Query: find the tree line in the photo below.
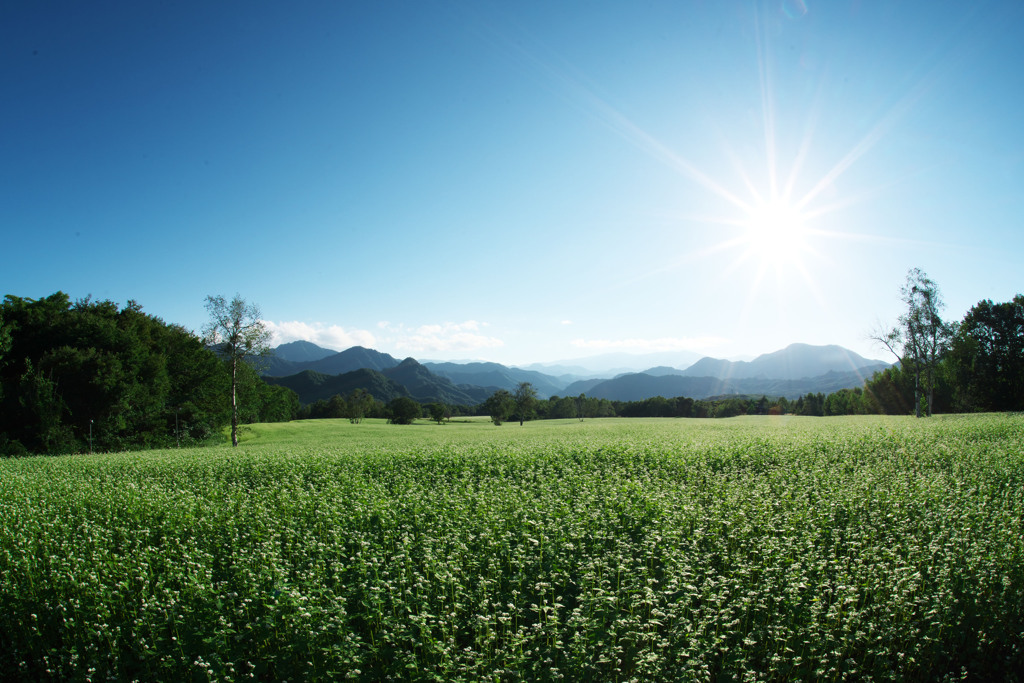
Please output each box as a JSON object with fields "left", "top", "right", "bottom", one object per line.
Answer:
{"left": 0, "top": 293, "right": 298, "bottom": 456}
{"left": 863, "top": 270, "right": 1023, "bottom": 416}
{"left": 2, "top": 273, "right": 1018, "bottom": 454}
{"left": 572, "top": 272, "right": 1023, "bottom": 420}
{"left": 281, "top": 271, "right": 1024, "bottom": 426}
{"left": 467, "top": 270, "right": 1022, "bottom": 422}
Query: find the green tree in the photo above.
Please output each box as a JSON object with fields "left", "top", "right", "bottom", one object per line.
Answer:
{"left": 0, "top": 309, "right": 10, "bottom": 370}
{"left": 203, "top": 295, "right": 271, "bottom": 446}
{"left": 754, "top": 395, "right": 770, "bottom": 415}
{"left": 326, "top": 394, "right": 347, "bottom": 419}
{"left": 949, "top": 295, "right": 1024, "bottom": 411}
{"left": 873, "top": 269, "right": 949, "bottom": 417}
{"left": 387, "top": 396, "right": 421, "bottom": 425}
{"left": 863, "top": 365, "right": 913, "bottom": 415}
{"left": 257, "top": 384, "right": 300, "bottom": 423}
{"left": 301, "top": 399, "right": 329, "bottom": 420}
{"left": 0, "top": 310, "right": 8, "bottom": 422}
{"left": 162, "top": 322, "right": 232, "bottom": 445}
{"left": 795, "top": 392, "right": 825, "bottom": 416}
{"left": 427, "top": 403, "right": 447, "bottom": 424}
{"left": 345, "top": 388, "right": 374, "bottom": 423}
{"left": 16, "top": 358, "right": 76, "bottom": 453}
{"left": 0, "top": 293, "right": 231, "bottom": 453}
{"left": 513, "top": 381, "right": 538, "bottom": 426}
{"left": 824, "top": 387, "right": 867, "bottom": 416}
{"left": 713, "top": 397, "right": 747, "bottom": 418}
{"left": 673, "top": 396, "right": 695, "bottom": 417}
{"left": 543, "top": 395, "right": 578, "bottom": 420}
{"left": 483, "top": 389, "right": 515, "bottom": 426}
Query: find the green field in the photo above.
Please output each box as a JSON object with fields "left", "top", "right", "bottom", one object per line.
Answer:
{"left": 2, "top": 415, "right": 1022, "bottom": 681}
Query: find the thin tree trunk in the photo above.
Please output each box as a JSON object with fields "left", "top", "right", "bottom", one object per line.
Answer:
{"left": 927, "top": 364, "right": 935, "bottom": 417}
{"left": 231, "top": 356, "right": 239, "bottom": 447}
{"left": 914, "top": 364, "right": 921, "bottom": 418}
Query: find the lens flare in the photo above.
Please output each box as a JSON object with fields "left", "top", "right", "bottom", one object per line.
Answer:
{"left": 782, "top": 0, "right": 808, "bottom": 20}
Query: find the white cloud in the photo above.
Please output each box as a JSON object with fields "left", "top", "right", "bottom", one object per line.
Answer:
{"left": 381, "top": 320, "right": 504, "bottom": 356}
{"left": 570, "top": 336, "right": 729, "bottom": 353}
{"left": 264, "top": 320, "right": 376, "bottom": 350}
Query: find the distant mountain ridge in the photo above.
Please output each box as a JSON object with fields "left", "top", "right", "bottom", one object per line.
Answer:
{"left": 263, "top": 356, "right": 489, "bottom": 407}
{"left": 264, "top": 344, "right": 400, "bottom": 378}
{"left": 422, "top": 361, "right": 565, "bottom": 398}
{"left": 564, "top": 367, "right": 887, "bottom": 402}
{"left": 272, "top": 340, "right": 337, "bottom": 363}
{"left": 564, "top": 344, "right": 889, "bottom": 401}
{"left": 517, "top": 349, "right": 704, "bottom": 378}
{"left": 384, "top": 358, "right": 488, "bottom": 405}
{"left": 261, "top": 341, "right": 889, "bottom": 406}
{"left": 677, "top": 344, "right": 884, "bottom": 381}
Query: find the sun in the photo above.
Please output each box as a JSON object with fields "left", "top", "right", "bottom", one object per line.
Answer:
{"left": 741, "top": 196, "right": 811, "bottom": 268}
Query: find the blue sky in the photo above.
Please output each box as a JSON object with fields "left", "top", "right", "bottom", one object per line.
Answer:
{"left": 4, "top": 1, "right": 1022, "bottom": 367}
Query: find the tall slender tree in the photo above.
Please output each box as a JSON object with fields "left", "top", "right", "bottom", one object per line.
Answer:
{"left": 872, "top": 268, "right": 948, "bottom": 416}
{"left": 203, "top": 294, "right": 271, "bottom": 446}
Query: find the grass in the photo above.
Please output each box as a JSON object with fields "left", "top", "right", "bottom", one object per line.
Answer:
{"left": 2, "top": 414, "right": 1022, "bottom": 681}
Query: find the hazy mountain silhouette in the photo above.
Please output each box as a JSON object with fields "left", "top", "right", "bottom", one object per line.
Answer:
{"left": 266, "top": 357, "right": 489, "bottom": 406}
{"left": 423, "top": 361, "right": 565, "bottom": 397}
{"left": 272, "top": 340, "right": 337, "bottom": 363}
{"left": 679, "top": 344, "right": 886, "bottom": 381}
{"left": 264, "top": 345, "right": 400, "bottom": 378}
{"left": 262, "top": 341, "right": 888, "bottom": 406}
{"left": 564, "top": 366, "right": 887, "bottom": 402}
{"left": 518, "top": 349, "right": 704, "bottom": 377}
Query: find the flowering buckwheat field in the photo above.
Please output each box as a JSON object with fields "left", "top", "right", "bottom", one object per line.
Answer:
{"left": 1, "top": 415, "right": 1022, "bottom": 681}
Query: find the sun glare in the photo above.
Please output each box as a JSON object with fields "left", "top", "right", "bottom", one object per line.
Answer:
{"left": 742, "top": 197, "right": 810, "bottom": 267}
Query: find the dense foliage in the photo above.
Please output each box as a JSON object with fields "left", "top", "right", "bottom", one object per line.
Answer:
{"left": 298, "top": 388, "right": 385, "bottom": 422}
{"left": 385, "top": 396, "right": 422, "bottom": 425}
{"left": 1, "top": 415, "right": 1022, "bottom": 681}
{"left": 0, "top": 293, "right": 298, "bottom": 455}
{"left": 948, "top": 295, "right": 1024, "bottom": 412}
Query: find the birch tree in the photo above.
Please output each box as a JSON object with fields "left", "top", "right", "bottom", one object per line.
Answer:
{"left": 204, "top": 294, "right": 271, "bottom": 446}
{"left": 872, "top": 269, "right": 948, "bottom": 416}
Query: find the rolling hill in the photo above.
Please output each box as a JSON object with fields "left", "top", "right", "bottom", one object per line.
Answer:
{"left": 264, "top": 369, "right": 410, "bottom": 405}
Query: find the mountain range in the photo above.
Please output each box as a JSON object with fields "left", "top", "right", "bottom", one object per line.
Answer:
{"left": 264, "top": 343, "right": 398, "bottom": 377}
{"left": 261, "top": 342, "right": 888, "bottom": 407}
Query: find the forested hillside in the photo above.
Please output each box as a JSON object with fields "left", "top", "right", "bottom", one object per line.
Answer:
{"left": 265, "top": 368, "right": 409, "bottom": 405}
